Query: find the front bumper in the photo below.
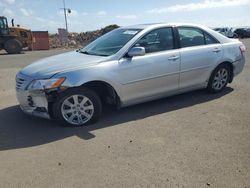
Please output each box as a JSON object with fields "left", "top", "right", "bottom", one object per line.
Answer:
{"left": 16, "top": 71, "right": 51, "bottom": 119}
{"left": 16, "top": 89, "right": 50, "bottom": 119}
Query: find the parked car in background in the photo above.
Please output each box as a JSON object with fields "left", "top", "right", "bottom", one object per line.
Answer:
{"left": 16, "top": 23, "right": 246, "bottom": 126}
{"left": 234, "top": 28, "right": 250, "bottom": 38}
{"left": 234, "top": 28, "right": 246, "bottom": 38}
{"left": 213, "top": 27, "right": 237, "bottom": 38}
{"left": 246, "top": 28, "right": 250, "bottom": 37}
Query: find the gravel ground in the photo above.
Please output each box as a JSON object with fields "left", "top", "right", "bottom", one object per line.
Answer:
{"left": 0, "top": 40, "right": 249, "bottom": 188}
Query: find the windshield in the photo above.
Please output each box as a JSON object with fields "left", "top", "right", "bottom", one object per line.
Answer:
{"left": 80, "top": 28, "right": 142, "bottom": 56}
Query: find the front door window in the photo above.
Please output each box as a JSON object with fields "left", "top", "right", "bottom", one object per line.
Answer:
{"left": 135, "top": 27, "right": 174, "bottom": 53}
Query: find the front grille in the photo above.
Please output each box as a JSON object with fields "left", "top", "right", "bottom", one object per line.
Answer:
{"left": 16, "top": 72, "right": 33, "bottom": 91}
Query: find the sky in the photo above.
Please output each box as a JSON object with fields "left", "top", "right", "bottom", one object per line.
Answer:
{"left": 0, "top": 0, "right": 250, "bottom": 33}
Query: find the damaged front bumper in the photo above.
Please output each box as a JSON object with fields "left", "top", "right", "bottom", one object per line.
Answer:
{"left": 16, "top": 89, "right": 51, "bottom": 119}
{"left": 16, "top": 72, "right": 51, "bottom": 119}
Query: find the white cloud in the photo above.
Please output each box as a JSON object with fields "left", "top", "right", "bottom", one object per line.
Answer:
{"left": 20, "top": 8, "right": 33, "bottom": 16}
{"left": 57, "top": 10, "right": 64, "bottom": 16}
{"left": 3, "top": 8, "right": 14, "bottom": 17}
{"left": 97, "top": 11, "right": 107, "bottom": 16}
{"left": 35, "top": 17, "right": 45, "bottom": 23}
{"left": 116, "top": 15, "right": 137, "bottom": 19}
{"left": 148, "top": 0, "right": 250, "bottom": 13}
{"left": 3, "top": 0, "right": 15, "bottom": 5}
{"left": 81, "top": 12, "right": 88, "bottom": 16}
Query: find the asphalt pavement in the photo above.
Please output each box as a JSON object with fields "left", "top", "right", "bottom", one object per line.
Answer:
{"left": 0, "top": 41, "right": 249, "bottom": 188}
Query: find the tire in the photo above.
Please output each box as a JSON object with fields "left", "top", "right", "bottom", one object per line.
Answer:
{"left": 4, "top": 39, "right": 22, "bottom": 54}
{"left": 53, "top": 88, "right": 102, "bottom": 126}
{"left": 207, "top": 64, "right": 231, "bottom": 93}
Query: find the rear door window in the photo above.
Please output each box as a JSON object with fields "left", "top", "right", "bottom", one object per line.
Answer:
{"left": 178, "top": 27, "right": 219, "bottom": 47}
{"left": 178, "top": 27, "right": 205, "bottom": 48}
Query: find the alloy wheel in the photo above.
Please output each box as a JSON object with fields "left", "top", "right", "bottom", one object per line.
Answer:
{"left": 212, "top": 68, "right": 228, "bottom": 90}
{"left": 61, "top": 95, "right": 94, "bottom": 125}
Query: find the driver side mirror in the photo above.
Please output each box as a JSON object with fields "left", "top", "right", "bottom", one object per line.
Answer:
{"left": 127, "top": 47, "right": 146, "bottom": 57}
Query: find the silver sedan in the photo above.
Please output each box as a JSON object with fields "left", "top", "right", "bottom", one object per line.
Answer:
{"left": 16, "top": 23, "right": 246, "bottom": 126}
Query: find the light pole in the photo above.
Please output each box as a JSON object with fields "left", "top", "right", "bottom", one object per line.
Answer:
{"left": 61, "top": 0, "right": 71, "bottom": 33}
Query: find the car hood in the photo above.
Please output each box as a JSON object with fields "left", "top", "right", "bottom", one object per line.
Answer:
{"left": 21, "top": 51, "right": 108, "bottom": 79}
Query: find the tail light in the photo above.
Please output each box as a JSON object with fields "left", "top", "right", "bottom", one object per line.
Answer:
{"left": 239, "top": 44, "right": 246, "bottom": 54}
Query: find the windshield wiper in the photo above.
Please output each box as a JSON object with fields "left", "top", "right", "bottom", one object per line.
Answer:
{"left": 79, "top": 50, "right": 109, "bottom": 57}
{"left": 79, "top": 50, "right": 91, "bottom": 55}
{"left": 91, "top": 53, "right": 109, "bottom": 57}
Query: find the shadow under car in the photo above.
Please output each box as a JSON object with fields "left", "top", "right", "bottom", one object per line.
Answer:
{"left": 0, "top": 87, "right": 233, "bottom": 151}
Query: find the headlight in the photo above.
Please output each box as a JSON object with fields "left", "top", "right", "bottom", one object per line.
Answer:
{"left": 27, "top": 77, "right": 65, "bottom": 90}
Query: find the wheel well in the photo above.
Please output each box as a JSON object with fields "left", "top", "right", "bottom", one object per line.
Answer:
{"left": 216, "top": 62, "right": 234, "bottom": 83}
{"left": 81, "top": 81, "right": 120, "bottom": 107}
{"left": 47, "top": 81, "right": 120, "bottom": 119}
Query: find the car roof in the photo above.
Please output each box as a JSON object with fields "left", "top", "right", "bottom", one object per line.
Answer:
{"left": 122, "top": 23, "right": 208, "bottom": 30}
{"left": 121, "top": 22, "right": 232, "bottom": 44}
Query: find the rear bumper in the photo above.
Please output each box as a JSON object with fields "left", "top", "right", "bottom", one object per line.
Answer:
{"left": 233, "top": 56, "right": 245, "bottom": 77}
{"left": 16, "top": 89, "right": 50, "bottom": 119}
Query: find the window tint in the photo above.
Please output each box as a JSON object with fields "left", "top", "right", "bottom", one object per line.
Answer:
{"left": 178, "top": 27, "right": 205, "bottom": 47}
{"left": 135, "top": 28, "right": 174, "bottom": 53}
{"left": 204, "top": 33, "right": 218, "bottom": 45}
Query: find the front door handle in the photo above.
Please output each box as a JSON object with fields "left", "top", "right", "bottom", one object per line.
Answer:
{"left": 213, "top": 48, "right": 221, "bottom": 53}
{"left": 168, "top": 55, "right": 180, "bottom": 61}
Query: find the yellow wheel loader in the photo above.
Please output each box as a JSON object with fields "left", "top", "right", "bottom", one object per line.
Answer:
{"left": 0, "top": 16, "right": 32, "bottom": 54}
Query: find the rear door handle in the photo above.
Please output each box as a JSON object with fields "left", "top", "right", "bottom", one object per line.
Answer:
{"left": 213, "top": 48, "right": 221, "bottom": 53}
{"left": 168, "top": 55, "right": 180, "bottom": 61}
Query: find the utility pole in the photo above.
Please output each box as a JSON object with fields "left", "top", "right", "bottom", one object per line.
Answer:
{"left": 62, "top": 0, "right": 69, "bottom": 33}
{"left": 60, "top": 0, "right": 71, "bottom": 45}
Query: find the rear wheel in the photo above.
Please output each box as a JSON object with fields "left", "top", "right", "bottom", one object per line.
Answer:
{"left": 4, "top": 39, "right": 22, "bottom": 54}
{"left": 53, "top": 88, "right": 102, "bottom": 126}
{"left": 207, "top": 64, "right": 230, "bottom": 93}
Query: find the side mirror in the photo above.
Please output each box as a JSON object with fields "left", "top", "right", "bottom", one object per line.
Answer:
{"left": 127, "top": 47, "right": 146, "bottom": 57}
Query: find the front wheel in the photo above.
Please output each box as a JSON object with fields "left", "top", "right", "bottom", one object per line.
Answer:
{"left": 53, "top": 88, "right": 102, "bottom": 126}
{"left": 207, "top": 64, "right": 230, "bottom": 93}
{"left": 4, "top": 39, "right": 22, "bottom": 54}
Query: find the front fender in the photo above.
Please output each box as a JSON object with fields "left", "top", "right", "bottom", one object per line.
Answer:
{"left": 53, "top": 64, "right": 123, "bottom": 99}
